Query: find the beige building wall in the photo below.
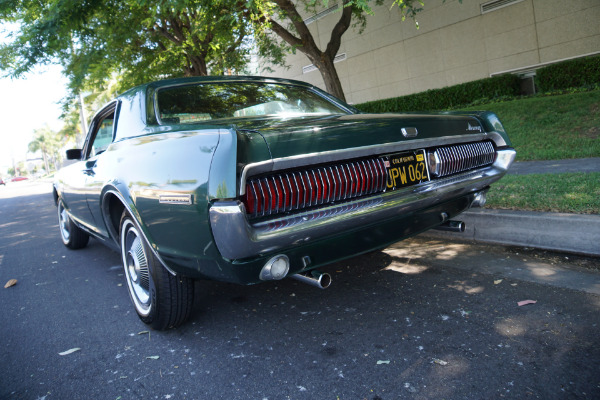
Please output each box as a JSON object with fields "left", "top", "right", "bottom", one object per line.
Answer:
{"left": 262, "top": 0, "right": 600, "bottom": 104}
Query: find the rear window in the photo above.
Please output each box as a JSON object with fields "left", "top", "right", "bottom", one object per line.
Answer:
{"left": 156, "top": 82, "right": 347, "bottom": 124}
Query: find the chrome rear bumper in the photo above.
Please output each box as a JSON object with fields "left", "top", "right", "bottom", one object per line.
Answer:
{"left": 209, "top": 149, "right": 516, "bottom": 260}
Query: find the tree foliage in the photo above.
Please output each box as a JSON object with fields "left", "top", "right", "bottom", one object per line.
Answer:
{"left": 0, "top": 0, "right": 259, "bottom": 96}
{"left": 1, "top": 0, "right": 434, "bottom": 107}
{"left": 28, "top": 125, "right": 64, "bottom": 173}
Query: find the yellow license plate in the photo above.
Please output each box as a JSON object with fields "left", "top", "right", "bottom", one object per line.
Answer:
{"left": 383, "top": 149, "right": 430, "bottom": 190}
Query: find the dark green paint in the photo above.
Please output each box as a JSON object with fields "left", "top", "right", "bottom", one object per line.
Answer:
{"left": 55, "top": 76, "right": 511, "bottom": 283}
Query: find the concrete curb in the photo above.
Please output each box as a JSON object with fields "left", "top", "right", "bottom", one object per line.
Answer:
{"left": 422, "top": 208, "right": 600, "bottom": 257}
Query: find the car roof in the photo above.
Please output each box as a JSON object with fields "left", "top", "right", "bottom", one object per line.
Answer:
{"left": 119, "top": 76, "right": 315, "bottom": 98}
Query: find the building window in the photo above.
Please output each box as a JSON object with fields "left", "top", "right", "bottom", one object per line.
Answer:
{"left": 481, "top": 0, "right": 524, "bottom": 14}
{"left": 304, "top": 3, "right": 340, "bottom": 25}
{"left": 302, "top": 53, "right": 347, "bottom": 74}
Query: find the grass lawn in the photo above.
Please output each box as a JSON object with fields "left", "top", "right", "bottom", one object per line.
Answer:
{"left": 460, "top": 89, "right": 600, "bottom": 161}
{"left": 457, "top": 90, "right": 600, "bottom": 214}
{"left": 486, "top": 172, "right": 600, "bottom": 214}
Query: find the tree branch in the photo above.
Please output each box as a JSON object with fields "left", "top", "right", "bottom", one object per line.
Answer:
{"left": 168, "top": 17, "right": 186, "bottom": 44}
{"left": 224, "top": 25, "right": 247, "bottom": 56}
{"left": 152, "top": 19, "right": 183, "bottom": 45}
{"left": 325, "top": 2, "right": 353, "bottom": 59}
{"left": 272, "top": 0, "right": 320, "bottom": 53}
{"left": 265, "top": 18, "right": 303, "bottom": 49}
{"left": 181, "top": 10, "right": 191, "bottom": 30}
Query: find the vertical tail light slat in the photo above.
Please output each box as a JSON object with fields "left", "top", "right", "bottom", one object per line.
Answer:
{"left": 327, "top": 167, "right": 335, "bottom": 203}
{"left": 360, "top": 162, "right": 367, "bottom": 194}
{"left": 365, "top": 160, "right": 375, "bottom": 194}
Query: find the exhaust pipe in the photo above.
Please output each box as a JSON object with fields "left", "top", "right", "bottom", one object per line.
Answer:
{"left": 471, "top": 190, "right": 487, "bottom": 208}
{"left": 433, "top": 220, "right": 465, "bottom": 233}
{"left": 292, "top": 270, "right": 332, "bottom": 289}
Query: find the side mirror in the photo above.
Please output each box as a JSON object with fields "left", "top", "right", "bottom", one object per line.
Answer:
{"left": 66, "top": 149, "right": 82, "bottom": 160}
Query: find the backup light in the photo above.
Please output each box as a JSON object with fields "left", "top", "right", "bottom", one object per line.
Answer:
{"left": 259, "top": 255, "right": 290, "bottom": 281}
{"left": 427, "top": 150, "right": 440, "bottom": 177}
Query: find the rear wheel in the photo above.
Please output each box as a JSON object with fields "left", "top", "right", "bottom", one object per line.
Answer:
{"left": 57, "top": 199, "right": 89, "bottom": 249}
{"left": 120, "top": 212, "right": 194, "bottom": 330}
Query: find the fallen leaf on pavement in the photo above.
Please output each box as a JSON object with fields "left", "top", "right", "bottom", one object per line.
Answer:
{"left": 376, "top": 360, "right": 390, "bottom": 365}
{"left": 432, "top": 358, "right": 449, "bottom": 365}
{"left": 4, "top": 279, "right": 17, "bottom": 288}
{"left": 59, "top": 348, "right": 81, "bottom": 356}
{"left": 517, "top": 300, "right": 537, "bottom": 307}
{"left": 494, "top": 279, "right": 503, "bottom": 285}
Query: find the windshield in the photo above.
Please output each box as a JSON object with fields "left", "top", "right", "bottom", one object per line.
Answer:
{"left": 156, "top": 82, "right": 348, "bottom": 124}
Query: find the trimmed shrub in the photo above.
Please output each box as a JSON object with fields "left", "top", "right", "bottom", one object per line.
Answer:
{"left": 356, "top": 74, "right": 521, "bottom": 113}
{"left": 536, "top": 55, "right": 600, "bottom": 92}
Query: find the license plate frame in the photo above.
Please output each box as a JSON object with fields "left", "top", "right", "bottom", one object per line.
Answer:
{"left": 383, "top": 149, "right": 430, "bottom": 191}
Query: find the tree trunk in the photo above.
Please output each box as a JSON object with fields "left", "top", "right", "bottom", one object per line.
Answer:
{"left": 186, "top": 54, "right": 208, "bottom": 76}
{"left": 41, "top": 149, "right": 50, "bottom": 173}
{"left": 264, "top": 0, "right": 353, "bottom": 102}
{"left": 314, "top": 56, "right": 346, "bottom": 101}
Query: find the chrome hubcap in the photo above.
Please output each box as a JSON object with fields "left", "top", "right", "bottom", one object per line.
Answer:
{"left": 121, "top": 221, "right": 151, "bottom": 315}
{"left": 58, "top": 203, "right": 70, "bottom": 242}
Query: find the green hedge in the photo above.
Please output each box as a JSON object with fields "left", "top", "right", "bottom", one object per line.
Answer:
{"left": 356, "top": 74, "right": 521, "bottom": 113}
{"left": 536, "top": 55, "right": 600, "bottom": 92}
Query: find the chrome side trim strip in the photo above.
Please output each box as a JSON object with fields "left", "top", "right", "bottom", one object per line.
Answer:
{"left": 211, "top": 149, "right": 515, "bottom": 260}
{"left": 239, "top": 132, "right": 507, "bottom": 195}
{"left": 159, "top": 194, "right": 194, "bottom": 205}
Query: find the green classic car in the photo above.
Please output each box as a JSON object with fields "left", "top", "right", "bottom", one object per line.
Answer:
{"left": 53, "top": 76, "right": 515, "bottom": 330}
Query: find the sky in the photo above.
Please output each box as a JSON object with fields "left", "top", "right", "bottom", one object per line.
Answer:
{"left": 0, "top": 22, "right": 70, "bottom": 175}
{"left": 0, "top": 64, "right": 68, "bottom": 174}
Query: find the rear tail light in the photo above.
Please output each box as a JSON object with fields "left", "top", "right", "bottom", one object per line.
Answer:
{"left": 427, "top": 141, "right": 495, "bottom": 177}
{"left": 242, "top": 141, "right": 496, "bottom": 218}
{"left": 243, "top": 158, "right": 387, "bottom": 218}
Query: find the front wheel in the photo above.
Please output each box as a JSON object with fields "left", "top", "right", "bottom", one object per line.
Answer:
{"left": 57, "top": 199, "right": 89, "bottom": 249}
{"left": 120, "top": 212, "right": 194, "bottom": 330}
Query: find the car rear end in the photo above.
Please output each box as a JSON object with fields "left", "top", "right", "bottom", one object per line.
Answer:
{"left": 207, "top": 111, "right": 515, "bottom": 284}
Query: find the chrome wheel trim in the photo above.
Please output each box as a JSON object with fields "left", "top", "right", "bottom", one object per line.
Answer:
{"left": 121, "top": 219, "right": 151, "bottom": 316}
{"left": 58, "top": 201, "right": 71, "bottom": 243}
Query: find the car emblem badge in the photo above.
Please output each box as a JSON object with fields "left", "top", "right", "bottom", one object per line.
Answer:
{"left": 401, "top": 127, "right": 418, "bottom": 138}
{"left": 467, "top": 122, "right": 483, "bottom": 132}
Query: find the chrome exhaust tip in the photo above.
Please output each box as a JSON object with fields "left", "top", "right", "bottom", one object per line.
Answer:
{"left": 471, "top": 191, "right": 488, "bottom": 208}
{"left": 292, "top": 270, "right": 332, "bottom": 289}
{"left": 433, "top": 220, "right": 466, "bottom": 233}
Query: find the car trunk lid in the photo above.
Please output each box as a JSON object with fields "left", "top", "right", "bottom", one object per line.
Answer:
{"left": 233, "top": 113, "right": 486, "bottom": 160}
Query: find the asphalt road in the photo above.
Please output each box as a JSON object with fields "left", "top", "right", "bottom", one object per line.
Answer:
{"left": 1, "top": 182, "right": 599, "bottom": 400}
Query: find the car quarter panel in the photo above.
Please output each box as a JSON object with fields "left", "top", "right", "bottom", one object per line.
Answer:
{"left": 90, "top": 128, "right": 232, "bottom": 276}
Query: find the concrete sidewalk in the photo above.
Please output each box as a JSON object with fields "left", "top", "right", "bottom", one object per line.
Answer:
{"left": 423, "top": 208, "right": 600, "bottom": 257}
{"left": 507, "top": 157, "right": 600, "bottom": 175}
{"left": 423, "top": 158, "right": 600, "bottom": 257}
